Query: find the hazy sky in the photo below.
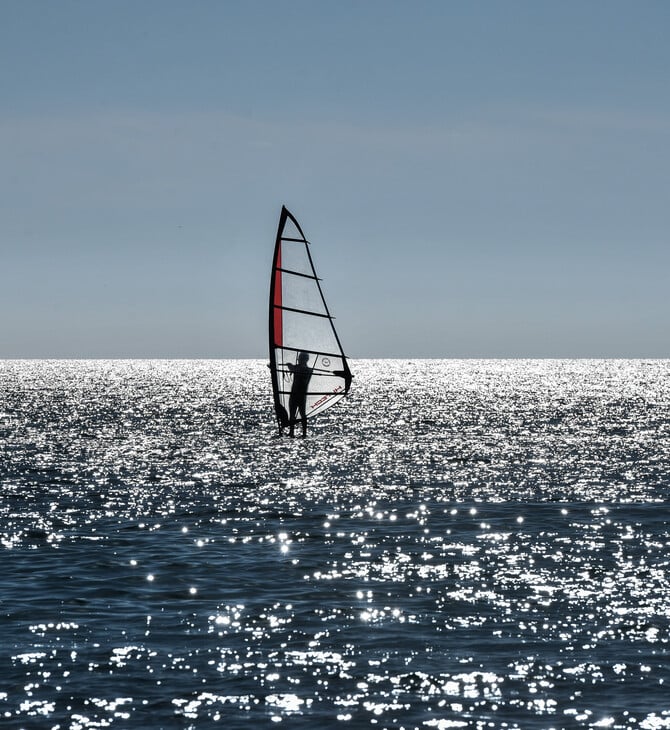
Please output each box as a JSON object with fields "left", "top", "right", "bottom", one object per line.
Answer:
{"left": 1, "top": 1, "right": 668, "bottom": 357}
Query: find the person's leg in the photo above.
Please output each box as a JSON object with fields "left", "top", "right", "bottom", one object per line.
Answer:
{"left": 288, "top": 399, "right": 297, "bottom": 437}
{"left": 299, "top": 401, "right": 307, "bottom": 437}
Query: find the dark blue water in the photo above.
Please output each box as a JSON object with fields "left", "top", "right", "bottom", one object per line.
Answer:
{"left": 1, "top": 360, "right": 669, "bottom": 728}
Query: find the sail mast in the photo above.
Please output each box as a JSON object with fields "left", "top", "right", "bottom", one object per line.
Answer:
{"left": 268, "top": 206, "right": 290, "bottom": 431}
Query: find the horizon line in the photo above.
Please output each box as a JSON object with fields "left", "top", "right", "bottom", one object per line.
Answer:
{"left": 1, "top": 355, "right": 668, "bottom": 362}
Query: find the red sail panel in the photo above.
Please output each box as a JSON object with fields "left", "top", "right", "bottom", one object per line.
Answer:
{"left": 273, "top": 244, "right": 283, "bottom": 347}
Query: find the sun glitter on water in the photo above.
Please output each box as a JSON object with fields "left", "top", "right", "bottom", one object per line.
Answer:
{"left": 1, "top": 359, "right": 669, "bottom": 728}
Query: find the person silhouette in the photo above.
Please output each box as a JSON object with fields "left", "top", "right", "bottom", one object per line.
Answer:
{"left": 286, "top": 351, "right": 313, "bottom": 437}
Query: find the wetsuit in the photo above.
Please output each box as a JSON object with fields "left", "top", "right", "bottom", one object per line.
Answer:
{"left": 287, "top": 361, "right": 312, "bottom": 437}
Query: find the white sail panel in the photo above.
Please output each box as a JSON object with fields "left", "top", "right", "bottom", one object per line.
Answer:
{"left": 281, "top": 274, "right": 328, "bottom": 317}
{"left": 282, "top": 310, "right": 338, "bottom": 354}
{"left": 279, "top": 239, "right": 314, "bottom": 278}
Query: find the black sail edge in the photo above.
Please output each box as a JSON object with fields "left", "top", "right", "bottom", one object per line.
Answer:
{"left": 268, "top": 206, "right": 289, "bottom": 430}
{"left": 302, "top": 228, "right": 353, "bottom": 396}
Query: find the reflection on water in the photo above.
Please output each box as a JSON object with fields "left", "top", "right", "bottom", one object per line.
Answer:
{"left": 1, "top": 359, "right": 669, "bottom": 728}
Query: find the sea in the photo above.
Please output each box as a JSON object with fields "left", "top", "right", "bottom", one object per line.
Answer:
{"left": 1, "top": 359, "right": 669, "bottom": 730}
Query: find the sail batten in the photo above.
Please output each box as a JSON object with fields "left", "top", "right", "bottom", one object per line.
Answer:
{"left": 274, "top": 304, "right": 333, "bottom": 319}
{"left": 276, "top": 267, "right": 322, "bottom": 281}
{"left": 281, "top": 236, "right": 311, "bottom": 244}
{"left": 268, "top": 206, "right": 352, "bottom": 431}
{"left": 274, "top": 345, "right": 344, "bottom": 359}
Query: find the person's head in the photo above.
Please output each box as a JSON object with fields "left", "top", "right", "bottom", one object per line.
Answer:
{"left": 298, "top": 351, "right": 310, "bottom": 364}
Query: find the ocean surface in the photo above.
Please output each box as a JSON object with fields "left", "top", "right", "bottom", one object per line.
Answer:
{"left": 1, "top": 359, "right": 669, "bottom": 730}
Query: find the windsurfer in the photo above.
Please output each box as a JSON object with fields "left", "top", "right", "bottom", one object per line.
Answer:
{"left": 287, "top": 351, "right": 313, "bottom": 437}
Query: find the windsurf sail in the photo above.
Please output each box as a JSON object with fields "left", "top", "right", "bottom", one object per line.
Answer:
{"left": 269, "top": 206, "right": 352, "bottom": 431}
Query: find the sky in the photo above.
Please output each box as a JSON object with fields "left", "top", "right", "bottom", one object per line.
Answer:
{"left": 1, "top": 0, "right": 668, "bottom": 358}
